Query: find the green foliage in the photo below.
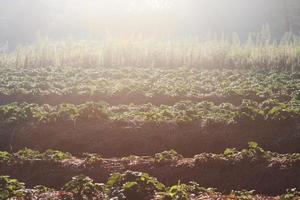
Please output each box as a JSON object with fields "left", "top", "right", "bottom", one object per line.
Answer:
{"left": 248, "top": 141, "right": 258, "bottom": 149}
{"left": 76, "top": 102, "right": 109, "bottom": 122}
{"left": 0, "top": 37, "right": 299, "bottom": 200}
{"left": 43, "top": 149, "right": 72, "bottom": 162}
{"left": 154, "top": 150, "right": 183, "bottom": 165}
{"left": 223, "top": 142, "right": 271, "bottom": 163}
{"left": 63, "top": 174, "right": 103, "bottom": 199}
{"left": 194, "top": 142, "right": 300, "bottom": 167}
{"left": 223, "top": 142, "right": 266, "bottom": 159}
{"left": 280, "top": 188, "right": 300, "bottom": 200}
{"left": 235, "top": 100, "right": 264, "bottom": 122}
{"left": 230, "top": 190, "right": 255, "bottom": 200}
{"left": 0, "top": 69, "right": 299, "bottom": 112}
{"left": 0, "top": 176, "right": 25, "bottom": 199}
{"left": 157, "top": 181, "right": 218, "bottom": 200}
{"left": 83, "top": 153, "right": 103, "bottom": 166}
{"left": 106, "top": 171, "right": 165, "bottom": 200}
{"left": 0, "top": 170, "right": 299, "bottom": 199}
{"left": 246, "top": 141, "right": 266, "bottom": 158}
{"left": 163, "top": 182, "right": 190, "bottom": 200}
{"left": 224, "top": 147, "right": 238, "bottom": 157}
{"left": 121, "top": 155, "right": 143, "bottom": 163}
{"left": 0, "top": 151, "right": 12, "bottom": 164}
{"left": 15, "top": 148, "right": 42, "bottom": 160}
{"left": 15, "top": 148, "right": 72, "bottom": 162}
{"left": 33, "top": 185, "right": 54, "bottom": 194}
{"left": 0, "top": 81, "right": 299, "bottom": 128}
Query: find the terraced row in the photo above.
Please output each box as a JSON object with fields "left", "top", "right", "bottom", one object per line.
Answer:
{"left": 0, "top": 100, "right": 299, "bottom": 155}
{"left": 1, "top": 143, "right": 300, "bottom": 196}
{"left": 0, "top": 67, "right": 299, "bottom": 105}
{"left": 3, "top": 174, "right": 299, "bottom": 200}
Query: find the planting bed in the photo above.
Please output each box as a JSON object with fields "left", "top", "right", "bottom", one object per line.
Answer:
{"left": 0, "top": 144, "right": 300, "bottom": 198}
{"left": 0, "top": 99, "right": 299, "bottom": 156}
{"left": 0, "top": 67, "right": 299, "bottom": 199}
{"left": 0, "top": 67, "right": 298, "bottom": 106}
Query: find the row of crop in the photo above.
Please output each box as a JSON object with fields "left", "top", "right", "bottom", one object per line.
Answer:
{"left": 0, "top": 68, "right": 299, "bottom": 105}
{"left": 1, "top": 143, "right": 300, "bottom": 199}
{"left": 3, "top": 173, "right": 300, "bottom": 200}
{"left": 0, "top": 100, "right": 298, "bottom": 126}
{"left": 0, "top": 100, "right": 298, "bottom": 155}
{"left": 1, "top": 142, "right": 300, "bottom": 168}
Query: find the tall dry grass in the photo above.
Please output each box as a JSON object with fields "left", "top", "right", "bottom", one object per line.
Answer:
{"left": 0, "top": 32, "right": 300, "bottom": 71}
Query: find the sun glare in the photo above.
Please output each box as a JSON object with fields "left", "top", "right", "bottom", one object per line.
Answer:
{"left": 55, "top": 0, "right": 181, "bottom": 35}
{"left": 67, "top": 0, "right": 172, "bottom": 15}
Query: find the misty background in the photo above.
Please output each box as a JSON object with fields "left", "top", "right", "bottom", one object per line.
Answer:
{"left": 0, "top": 0, "right": 300, "bottom": 49}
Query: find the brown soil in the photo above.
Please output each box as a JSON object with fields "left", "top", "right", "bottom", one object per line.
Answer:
{"left": 1, "top": 155, "right": 299, "bottom": 196}
{"left": 4, "top": 119, "right": 299, "bottom": 157}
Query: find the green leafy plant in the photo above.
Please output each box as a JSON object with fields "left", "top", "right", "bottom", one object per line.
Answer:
{"left": 230, "top": 190, "right": 255, "bottom": 200}
{"left": 224, "top": 148, "right": 238, "bottom": 157}
{"left": 43, "top": 149, "right": 72, "bottom": 162}
{"left": 163, "top": 182, "right": 190, "bottom": 200}
{"left": 0, "top": 151, "right": 12, "bottom": 164}
{"left": 246, "top": 141, "right": 266, "bottom": 159}
{"left": 280, "top": 188, "right": 300, "bottom": 200}
{"left": 0, "top": 176, "right": 25, "bottom": 199}
{"left": 76, "top": 102, "right": 109, "bottom": 122}
{"left": 33, "top": 185, "right": 54, "bottom": 194}
{"left": 83, "top": 153, "right": 103, "bottom": 166}
{"left": 106, "top": 171, "right": 165, "bottom": 200}
{"left": 63, "top": 174, "right": 103, "bottom": 200}
{"left": 154, "top": 150, "right": 183, "bottom": 165}
{"left": 15, "top": 148, "right": 42, "bottom": 161}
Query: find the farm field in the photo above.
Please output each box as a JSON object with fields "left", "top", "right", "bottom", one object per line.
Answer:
{"left": 2, "top": 0, "right": 300, "bottom": 199}
{"left": 0, "top": 38, "right": 300, "bottom": 199}
{"left": 0, "top": 67, "right": 299, "bottom": 156}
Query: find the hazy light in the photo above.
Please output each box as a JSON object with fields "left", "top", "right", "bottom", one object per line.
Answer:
{"left": 53, "top": 0, "right": 185, "bottom": 36}
{"left": 1, "top": 0, "right": 297, "bottom": 47}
